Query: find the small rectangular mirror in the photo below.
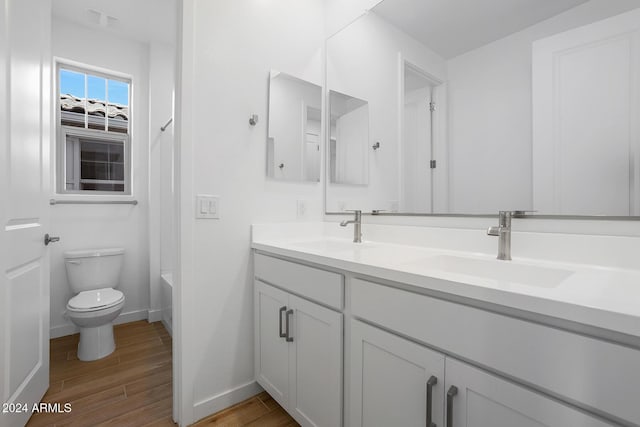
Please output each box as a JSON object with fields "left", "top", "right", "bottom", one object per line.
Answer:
{"left": 267, "top": 70, "right": 322, "bottom": 182}
{"left": 329, "top": 90, "right": 369, "bottom": 185}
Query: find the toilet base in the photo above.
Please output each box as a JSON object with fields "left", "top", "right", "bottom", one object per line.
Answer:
{"left": 77, "top": 322, "right": 116, "bottom": 361}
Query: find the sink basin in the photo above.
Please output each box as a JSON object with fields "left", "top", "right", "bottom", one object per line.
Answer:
{"left": 415, "top": 255, "right": 574, "bottom": 288}
{"left": 287, "top": 239, "right": 431, "bottom": 265}
{"left": 284, "top": 241, "right": 574, "bottom": 288}
{"left": 287, "top": 239, "right": 379, "bottom": 253}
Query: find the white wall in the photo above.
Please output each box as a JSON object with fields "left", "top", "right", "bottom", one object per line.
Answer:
{"left": 326, "top": 12, "right": 446, "bottom": 212}
{"left": 446, "top": 0, "right": 640, "bottom": 214}
{"left": 334, "top": 104, "right": 369, "bottom": 184}
{"left": 178, "top": 0, "right": 325, "bottom": 423}
{"left": 49, "top": 18, "right": 150, "bottom": 337}
{"left": 324, "top": 0, "right": 384, "bottom": 37}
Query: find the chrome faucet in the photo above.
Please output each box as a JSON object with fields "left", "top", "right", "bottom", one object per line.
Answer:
{"left": 486, "top": 211, "right": 534, "bottom": 260}
{"left": 487, "top": 211, "right": 514, "bottom": 260}
{"left": 340, "top": 210, "right": 362, "bottom": 243}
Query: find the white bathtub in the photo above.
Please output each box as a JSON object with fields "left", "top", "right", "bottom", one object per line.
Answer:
{"left": 160, "top": 272, "right": 173, "bottom": 337}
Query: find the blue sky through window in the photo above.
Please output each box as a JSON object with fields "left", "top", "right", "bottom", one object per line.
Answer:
{"left": 60, "top": 69, "right": 84, "bottom": 98}
{"left": 60, "top": 68, "right": 129, "bottom": 106}
{"left": 88, "top": 75, "right": 106, "bottom": 101}
{"left": 108, "top": 80, "right": 129, "bottom": 106}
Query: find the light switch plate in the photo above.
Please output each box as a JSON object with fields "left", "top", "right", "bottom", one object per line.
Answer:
{"left": 196, "top": 195, "right": 220, "bottom": 219}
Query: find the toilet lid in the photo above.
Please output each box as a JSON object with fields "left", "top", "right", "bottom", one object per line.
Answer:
{"left": 68, "top": 288, "right": 124, "bottom": 311}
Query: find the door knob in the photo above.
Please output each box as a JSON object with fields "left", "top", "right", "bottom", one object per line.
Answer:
{"left": 44, "top": 234, "right": 60, "bottom": 246}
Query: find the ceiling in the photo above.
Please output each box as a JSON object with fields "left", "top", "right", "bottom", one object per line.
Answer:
{"left": 52, "top": 0, "right": 177, "bottom": 45}
{"left": 372, "top": 0, "right": 589, "bottom": 59}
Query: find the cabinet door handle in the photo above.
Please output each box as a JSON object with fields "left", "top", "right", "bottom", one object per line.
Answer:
{"left": 426, "top": 375, "right": 438, "bottom": 427}
{"left": 446, "top": 385, "right": 458, "bottom": 427}
{"left": 279, "top": 306, "right": 287, "bottom": 338}
{"left": 285, "top": 309, "right": 294, "bottom": 342}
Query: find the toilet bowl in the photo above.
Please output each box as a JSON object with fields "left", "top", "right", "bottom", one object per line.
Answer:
{"left": 67, "top": 288, "right": 125, "bottom": 361}
{"left": 64, "top": 248, "right": 125, "bottom": 361}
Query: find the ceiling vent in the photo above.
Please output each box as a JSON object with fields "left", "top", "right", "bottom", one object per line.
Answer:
{"left": 87, "top": 9, "right": 119, "bottom": 28}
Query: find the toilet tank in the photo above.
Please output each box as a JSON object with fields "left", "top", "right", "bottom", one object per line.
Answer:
{"left": 64, "top": 248, "right": 125, "bottom": 294}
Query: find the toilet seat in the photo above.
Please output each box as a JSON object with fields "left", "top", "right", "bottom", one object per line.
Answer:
{"left": 67, "top": 288, "right": 124, "bottom": 312}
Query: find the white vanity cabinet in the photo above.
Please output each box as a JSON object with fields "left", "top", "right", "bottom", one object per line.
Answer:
{"left": 349, "top": 320, "right": 445, "bottom": 427}
{"left": 350, "top": 320, "right": 611, "bottom": 427}
{"left": 254, "top": 281, "right": 290, "bottom": 406}
{"left": 253, "top": 249, "right": 640, "bottom": 427}
{"left": 350, "top": 278, "right": 640, "bottom": 426}
{"left": 444, "top": 358, "right": 611, "bottom": 427}
{"left": 254, "top": 254, "right": 343, "bottom": 427}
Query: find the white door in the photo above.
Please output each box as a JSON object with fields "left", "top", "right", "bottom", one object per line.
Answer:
{"left": 402, "top": 87, "right": 432, "bottom": 213}
{"left": 349, "top": 320, "right": 445, "bottom": 427}
{"left": 532, "top": 8, "right": 640, "bottom": 215}
{"left": 444, "top": 358, "right": 613, "bottom": 427}
{"left": 304, "top": 133, "right": 320, "bottom": 182}
{"left": 0, "top": 0, "right": 53, "bottom": 426}
{"left": 254, "top": 281, "right": 290, "bottom": 410}
{"left": 288, "top": 295, "right": 342, "bottom": 427}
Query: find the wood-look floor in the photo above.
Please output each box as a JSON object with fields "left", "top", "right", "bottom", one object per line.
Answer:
{"left": 28, "top": 320, "right": 175, "bottom": 427}
{"left": 191, "top": 392, "right": 298, "bottom": 427}
{"left": 27, "top": 320, "right": 297, "bottom": 427}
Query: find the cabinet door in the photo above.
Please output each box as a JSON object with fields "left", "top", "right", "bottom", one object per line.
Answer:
{"left": 444, "top": 358, "right": 613, "bottom": 427}
{"left": 288, "top": 295, "right": 343, "bottom": 427}
{"left": 350, "top": 320, "right": 445, "bottom": 427}
{"left": 255, "top": 281, "right": 290, "bottom": 409}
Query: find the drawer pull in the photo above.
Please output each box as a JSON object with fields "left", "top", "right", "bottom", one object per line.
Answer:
{"left": 446, "top": 385, "right": 458, "bottom": 427}
{"left": 426, "top": 375, "right": 438, "bottom": 427}
{"left": 285, "top": 309, "right": 294, "bottom": 342}
{"left": 279, "top": 306, "right": 287, "bottom": 338}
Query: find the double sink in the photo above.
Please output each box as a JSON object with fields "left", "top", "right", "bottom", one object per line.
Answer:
{"left": 287, "top": 239, "right": 574, "bottom": 289}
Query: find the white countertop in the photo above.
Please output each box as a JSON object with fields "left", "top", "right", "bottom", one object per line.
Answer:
{"left": 252, "top": 223, "right": 640, "bottom": 339}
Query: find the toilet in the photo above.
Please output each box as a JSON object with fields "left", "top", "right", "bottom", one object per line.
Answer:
{"left": 64, "top": 248, "right": 126, "bottom": 361}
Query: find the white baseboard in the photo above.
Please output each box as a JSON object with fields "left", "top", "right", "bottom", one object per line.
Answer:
{"left": 50, "top": 323, "right": 78, "bottom": 339}
{"left": 193, "top": 381, "right": 263, "bottom": 423}
{"left": 50, "top": 309, "right": 149, "bottom": 339}
{"left": 115, "top": 309, "right": 149, "bottom": 325}
{"left": 148, "top": 309, "right": 163, "bottom": 323}
{"left": 161, "top": 316, "right": 173, "bottom": 337}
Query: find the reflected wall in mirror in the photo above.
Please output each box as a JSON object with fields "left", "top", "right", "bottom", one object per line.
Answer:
{"left": 325, "top": 0, "right": 640, "bottom": 216}
{"left": 267, "top": 70, "right": 322, "bottom": 182}
{"left": 329, "top": 90, "right": 369, "bottom": 185}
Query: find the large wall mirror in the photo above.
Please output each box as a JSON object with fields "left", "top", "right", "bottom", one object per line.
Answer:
{"left": 267, "top": 70, "right": 322, "bottom": 182}
{"left": 325, "top": 0, "right": 640, "bottom": 216}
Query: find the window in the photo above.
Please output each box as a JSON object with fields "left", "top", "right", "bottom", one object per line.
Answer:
{"left": 57, "top": 64, "right": 131, "bottom": 194}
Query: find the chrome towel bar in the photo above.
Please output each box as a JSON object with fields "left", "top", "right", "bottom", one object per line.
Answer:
{"left": 161, "top": 117, "right": 173, "bottom": 132}
{"left": 49, "top": 199, "right": 138, "bottom": 206}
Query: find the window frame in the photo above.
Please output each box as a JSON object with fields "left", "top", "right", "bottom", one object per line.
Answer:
{"left": 55, "top": 60, "right": 133, "bottom": 196}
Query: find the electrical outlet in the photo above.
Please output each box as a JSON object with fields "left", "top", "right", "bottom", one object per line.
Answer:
{"left": 297, "top": 200, "right": 308, "bottom": 219}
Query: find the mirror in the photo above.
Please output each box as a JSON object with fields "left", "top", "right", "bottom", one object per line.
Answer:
{"left": 329, "top": 90, "right": 369, "bottom": 185}
{"left": 267, "top": 70, "right": 322, "bottom": 182}
{"left": 326, "top": 0, "right": 640, "bottom": 216}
